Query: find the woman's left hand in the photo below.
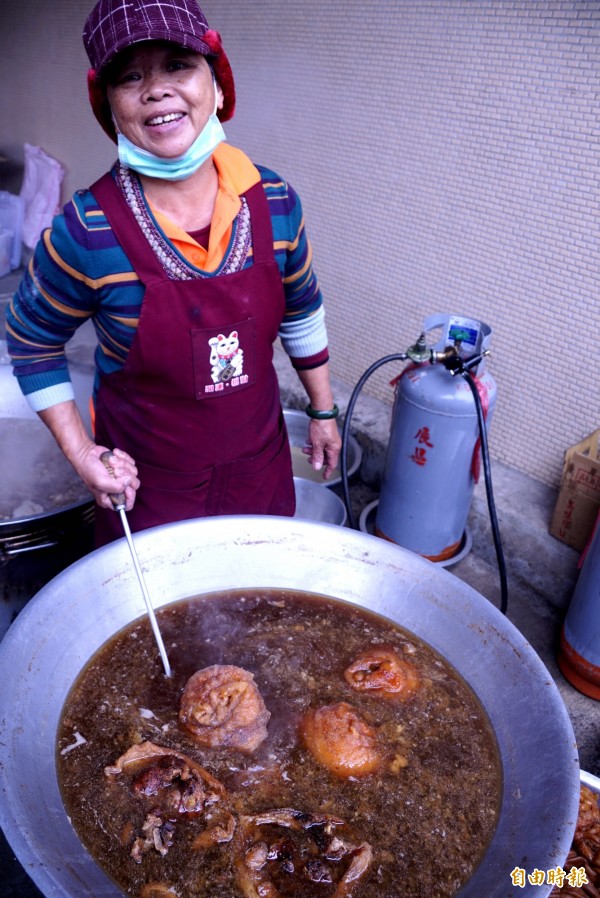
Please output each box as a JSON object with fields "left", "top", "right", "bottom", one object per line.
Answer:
{"left": 303, "top": 418, "right": 342, "bottom": 480}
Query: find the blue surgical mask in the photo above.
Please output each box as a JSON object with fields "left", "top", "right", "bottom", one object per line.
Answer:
{"left": 116, "top": 82, "right": 225, "bottom": 181}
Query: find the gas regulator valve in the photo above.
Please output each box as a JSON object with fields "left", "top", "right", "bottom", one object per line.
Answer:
{"left": 405, "top": 333, "right": 462, "bottom": 366}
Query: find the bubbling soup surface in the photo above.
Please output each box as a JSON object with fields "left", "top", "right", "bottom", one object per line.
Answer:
{"left": 57, "top": 589, "right": 502, "bottom": 898}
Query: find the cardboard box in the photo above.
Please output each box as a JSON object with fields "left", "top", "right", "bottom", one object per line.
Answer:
{"left": 550, "top": 430, "right": 600, "bottom": 551}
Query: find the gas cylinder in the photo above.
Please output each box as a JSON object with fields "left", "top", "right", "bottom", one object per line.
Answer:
{"left": 558, "top": 512, "right": 600, "bottom": 699}
{"left": 375, "top": 314, "right": 497, "bottom": 561}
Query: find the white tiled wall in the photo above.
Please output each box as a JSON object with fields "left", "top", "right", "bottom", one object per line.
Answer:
{"left": 2, "top": 0, "right": 599, "bottom": 486}
{"left": 209, "top": 0, "right": 600, "bottom": 487}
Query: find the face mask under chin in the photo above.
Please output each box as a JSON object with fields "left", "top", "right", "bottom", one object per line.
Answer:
{"left": 115, "top": 82, "right": 225, "bottom": 181}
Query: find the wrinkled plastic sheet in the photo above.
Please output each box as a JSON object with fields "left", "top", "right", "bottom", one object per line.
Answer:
{"left": 20, "top": 143, "right": 64, "bottom": 250}
{"left": 0, "top": 191, "right": 25, "bottom": 269}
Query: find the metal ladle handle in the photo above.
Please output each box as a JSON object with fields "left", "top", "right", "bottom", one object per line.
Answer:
{"left": 100, "top": 451, "right": 172, "bottom": 678}
{"left": 99, "top": 450, "right": 127, "bottom": 510}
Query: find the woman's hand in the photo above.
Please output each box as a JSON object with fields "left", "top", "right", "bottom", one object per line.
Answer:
{"left": 38, "top": 400, "right": 140, "bottom": 510}
{"left": 87, "top": 445, "right": 140, "bottom": 511}
{"left": 294, "top": 362, "right": 342, "bottom": 480}
{"left": 303, "top": 418, "right": 342, "bottom": 480}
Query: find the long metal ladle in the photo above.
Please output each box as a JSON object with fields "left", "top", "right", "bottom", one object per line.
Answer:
{"left": 100, "top": 451, "right": 172, "bottom": 678}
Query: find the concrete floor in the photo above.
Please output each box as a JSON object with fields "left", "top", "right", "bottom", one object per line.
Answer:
{"left": 2, "top": 269, "right": 599, "bottom": 771}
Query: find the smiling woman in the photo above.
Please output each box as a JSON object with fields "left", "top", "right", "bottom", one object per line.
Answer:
{"left": 6, "top": 0, "right": 342, "bottom": 547}
{"left": 106, "top": 43, "right": 223, "bottom": 163}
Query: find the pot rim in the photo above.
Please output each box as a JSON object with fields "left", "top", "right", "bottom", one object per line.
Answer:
{"left": 0, "top": 500, "right": 95, "bottom": 559}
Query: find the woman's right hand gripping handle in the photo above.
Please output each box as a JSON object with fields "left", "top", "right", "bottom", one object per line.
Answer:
{"left": 38, "top": 399, "right": 140, "bottom": 511}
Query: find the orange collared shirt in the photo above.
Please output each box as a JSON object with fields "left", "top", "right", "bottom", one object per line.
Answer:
{"left": 149, "top": 143, "right": 261, "bottom": 272}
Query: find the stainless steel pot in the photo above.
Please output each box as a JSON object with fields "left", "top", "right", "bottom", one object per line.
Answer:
{"left": 0, "top": 340, "right": 96, "bottom": 634}
{"left": 293, "top": 477, "right": 347, "bottom": 525}
{"left": 0, "top": 517, "right": 579, "bottom": 898}
{"left": 0, "top": 338, "right": 95, "bottom": 537}
{"left": 284, "top": 408, "right": 362, "bottom": 487}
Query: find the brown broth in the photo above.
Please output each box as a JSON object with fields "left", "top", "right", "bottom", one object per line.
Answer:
{"left": 57, "top": 589, "right": 502, "bottom": 898}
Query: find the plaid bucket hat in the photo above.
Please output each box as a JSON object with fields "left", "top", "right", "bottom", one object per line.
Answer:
{"left": 83, "top": 0, "right": 235, "bottom": 140}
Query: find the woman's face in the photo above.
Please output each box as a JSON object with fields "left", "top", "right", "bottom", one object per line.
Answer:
{"left": 106, "top": 41, "right": 223, "bottom": 157}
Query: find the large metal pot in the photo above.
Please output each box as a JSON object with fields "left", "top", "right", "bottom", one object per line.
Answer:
{"left": 0, "top": 339, "right": 95, "bottom": 626}
{"left": 0, "top": 341, "right": 95, "bottom": 545}
{"left": 0, "top": 517, "right": 579, "bottom": 898}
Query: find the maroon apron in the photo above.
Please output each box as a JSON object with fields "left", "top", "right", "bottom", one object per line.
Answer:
{"left": 90, "top": 172, "right": 295, "bottom": 546}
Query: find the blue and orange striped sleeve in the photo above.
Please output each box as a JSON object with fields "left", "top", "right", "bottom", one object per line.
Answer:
{"left": 257, "top": 166, "right": 329, "bottom": 370}
{"left": 6, "top": 188, "right": 144, "bottom": 409}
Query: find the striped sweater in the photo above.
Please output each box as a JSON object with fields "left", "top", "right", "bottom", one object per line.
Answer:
{"left": 6, "top": 159, "right": 328, "bottom": 412}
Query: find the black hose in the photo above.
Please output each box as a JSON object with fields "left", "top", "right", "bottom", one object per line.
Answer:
{"left": 341, "top": 354, "right": 408, "bottom": 531}
{"left": 340, "top": 354, "right": 508, "bottom": 615}
{"left": 460, "top": 369, "right": 509, "bottom": 615}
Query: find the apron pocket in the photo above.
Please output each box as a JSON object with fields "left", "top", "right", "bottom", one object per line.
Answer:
{"left": 129, "top": 461, "right": 213, "bottom": 531}
{"left": 210, "top": 423, "right": 295, "bottom": 517}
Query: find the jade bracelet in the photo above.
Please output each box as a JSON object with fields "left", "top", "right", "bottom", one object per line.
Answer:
{"left": 305, "top": 404, "right": 339, "bottom": 420}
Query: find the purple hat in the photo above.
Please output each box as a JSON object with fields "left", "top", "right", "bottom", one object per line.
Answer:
{"left": 83, "top": 0, "right": 235, "bottom": 136}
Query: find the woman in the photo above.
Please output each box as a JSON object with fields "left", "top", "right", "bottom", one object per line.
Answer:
{"left": 7, "top": 0, "right": 341, "bottom": 546}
